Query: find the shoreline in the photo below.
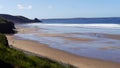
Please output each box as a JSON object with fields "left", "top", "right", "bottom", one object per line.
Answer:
{"left": 6, "top": 25, "right": 120, "bottom": 68}
{"left": 6, "top": 35, "right": 120, "bottom": 68}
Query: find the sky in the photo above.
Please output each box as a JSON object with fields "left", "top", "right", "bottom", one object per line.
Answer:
{"left": 0, "top": 0, "right": 120, "bottom": 19}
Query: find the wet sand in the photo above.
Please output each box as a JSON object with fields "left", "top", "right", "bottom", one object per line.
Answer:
{"left": 6, "top": 26, "right": 120, "bottom": 68}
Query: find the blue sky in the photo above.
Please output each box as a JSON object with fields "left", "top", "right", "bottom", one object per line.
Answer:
{"left": 0, "top": 0, "right": 120, "bottom": 19}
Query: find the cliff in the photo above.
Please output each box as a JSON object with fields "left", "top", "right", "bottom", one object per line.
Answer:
{"left": 0, "top": 14, "right": 41, "bottom": 23}
{"left": 0, "top": 18, "right": 16, "bottom": 33}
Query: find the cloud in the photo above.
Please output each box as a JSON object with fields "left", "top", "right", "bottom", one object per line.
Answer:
{"left": 17, "top": 4, "right": 24, "bottom": 9}
{"left": 28, "top": 5, "right": 32, "bottom": 9}
{"left": 17, "top": 4, "right": 32, "bottom": 10}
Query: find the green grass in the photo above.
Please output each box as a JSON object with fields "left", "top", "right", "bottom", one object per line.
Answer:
{"left": 0, "top": 18, "right": 8, "bottom": 24}
{"left": 0, "top": 34, "right": 74, "bottom": 68}
{"left": 0, "top": 34, "right": 9, "bottom": 47}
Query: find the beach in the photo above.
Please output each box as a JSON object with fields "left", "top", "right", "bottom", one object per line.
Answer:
{"left": 6, "top": 24, "right": 120, "bottom": 68}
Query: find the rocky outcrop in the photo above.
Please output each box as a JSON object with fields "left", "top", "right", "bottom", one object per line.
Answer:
{"left": 33, "top": 18, "right": 42, "bottom": 22}
{"left": 0, "top": 18, "right": 16, "bottom": 33}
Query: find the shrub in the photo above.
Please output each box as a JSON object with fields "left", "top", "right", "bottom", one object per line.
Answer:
{"left": 0, "top": 34, "right": 9, "bottom": 47}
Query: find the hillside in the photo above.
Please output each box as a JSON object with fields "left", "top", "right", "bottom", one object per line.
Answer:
{"left": 42, "top": 17, "right": 120, "bottom": 24}
{"left": 0, "top": 14, "right": 41, "bottom": 23}
{"left": 0, "top": 18, "right": 15, "bottom": 33}
{"left": 0, "top": 34, "right": 73, "bottom": 68}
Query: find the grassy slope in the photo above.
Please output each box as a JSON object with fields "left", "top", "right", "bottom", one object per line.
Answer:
{"left": 0, "top": 34, "right": 73, "bottom": 68}
{"left": 0, "top": 18, "right": 8, "bottom": 23}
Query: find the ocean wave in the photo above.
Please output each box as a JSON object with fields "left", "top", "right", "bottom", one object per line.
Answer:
{"left": 26, "top": 23, "right": 120, "bottom": 29}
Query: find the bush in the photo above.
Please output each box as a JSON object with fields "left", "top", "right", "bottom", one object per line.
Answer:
{"left": 0, "top": 34, "right": 9, "bottom": 47}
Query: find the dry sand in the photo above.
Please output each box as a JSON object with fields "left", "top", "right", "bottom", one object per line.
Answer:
{"left": 6, "top": 26, "right": 120, "bottom": 68}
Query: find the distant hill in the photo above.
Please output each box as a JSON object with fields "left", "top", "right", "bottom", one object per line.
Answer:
{"left": 0, "top": 14, "right": 42, "bottom": 23}
{"left": 0, "top": 18, "right": 15, "bottom": 33}
{"left": 42, "top": 17, "right": 120, "bottom": 24}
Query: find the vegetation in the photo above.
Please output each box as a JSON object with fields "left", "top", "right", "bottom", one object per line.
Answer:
{"left": 0, "top": 34, "right": 73, "bottom": 68}
{"left": 0, "top": 19, "right": 7, "bottom": 23}
{"left": 0, "top": 34, "right": 9, "bottom": 47}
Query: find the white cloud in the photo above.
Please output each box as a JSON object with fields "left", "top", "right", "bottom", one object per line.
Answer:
{"left": 17, "top": 4, "right": 32, "bottom": 10}
{"left": 28, "top": 5, "right": 32, "bottom": 9}
{"left": 17, "top": 4, "right": 25, "bottom": 10}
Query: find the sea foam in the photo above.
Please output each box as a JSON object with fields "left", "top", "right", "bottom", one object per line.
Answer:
{"left": 26, "top": 23, "right": 120, "bottom": 29}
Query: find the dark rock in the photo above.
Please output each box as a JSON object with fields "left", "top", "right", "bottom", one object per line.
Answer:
{"left": 0, "top": 18, "right": 16, "bottom": 34}
{"left": 33, "top": 18, "right": 42, "bottom": 22}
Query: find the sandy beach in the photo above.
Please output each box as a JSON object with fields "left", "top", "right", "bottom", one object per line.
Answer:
{"left": 6, "top": 25, "right": 120, "bottom": 68}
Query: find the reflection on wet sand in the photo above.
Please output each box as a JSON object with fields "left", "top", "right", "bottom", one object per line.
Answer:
{"left": 35, "top": 33, "right": 95, "bottom": 42}
{"left": 99, "top": 46, "right": 120, "bottom": 50}
{"left": 14, "top": 24, "right": 120, "bottom": 63}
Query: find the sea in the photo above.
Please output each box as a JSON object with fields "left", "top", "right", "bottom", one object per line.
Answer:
{"left": 15, "top": 19, "right": 120, "bottom": 63}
